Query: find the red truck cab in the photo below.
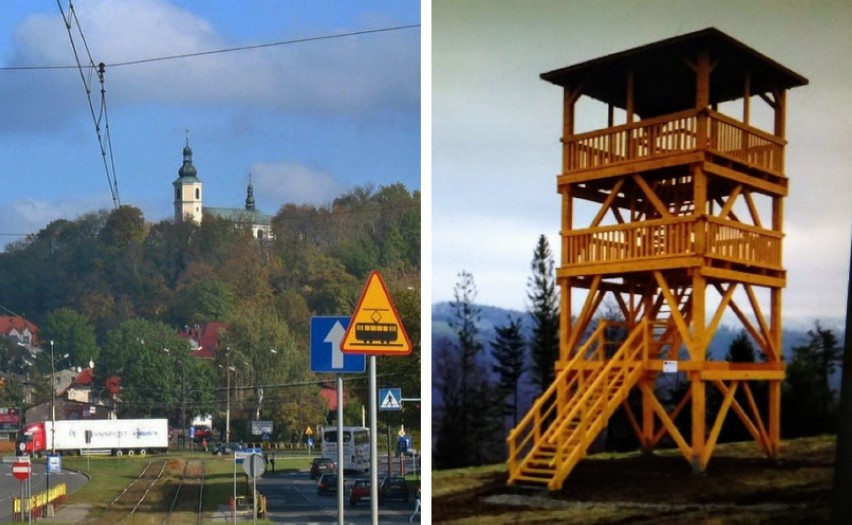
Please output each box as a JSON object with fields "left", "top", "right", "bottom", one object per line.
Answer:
{"left": 17, "top": 422, "right": 46, "bottom": 456}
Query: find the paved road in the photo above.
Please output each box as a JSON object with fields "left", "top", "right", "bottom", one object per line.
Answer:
{"left": 0, "top": 459, "right": 89, "bottom": 523}
{"left": 257, "top": 469, "right": 420, "bottom": 524}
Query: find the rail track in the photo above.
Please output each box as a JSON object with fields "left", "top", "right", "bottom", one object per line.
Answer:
{"left": 163, "top": 459, "right": 205, "bottom": 525}
{"left": 108, "top": 459, "right": 168, "bottom": 523}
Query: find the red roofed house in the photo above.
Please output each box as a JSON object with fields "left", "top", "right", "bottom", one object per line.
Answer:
{"left": 178, "top": 322, "right": 228, "bottom": 359}
{"left": 0, "top": 315, "right": 39, "bottom": 347}
{"left": 25, "top": 367, "right": 119, "bottom": 423}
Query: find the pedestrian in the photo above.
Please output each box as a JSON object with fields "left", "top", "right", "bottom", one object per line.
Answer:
{"left": 408, "top": 486, "right": 420, "bottom": 522}
{"left": 270, "top": 453, "right": 275, "bottom": 472}
{"left": 202, "top": 438, "right": 208, "bottom": 452}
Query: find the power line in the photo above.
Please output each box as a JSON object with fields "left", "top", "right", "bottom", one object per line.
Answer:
{"left": 0, "top": 24, "right": 420, "bottom": 72}
{"left": 57, "top": 0, "right": 121, "bottom": 208}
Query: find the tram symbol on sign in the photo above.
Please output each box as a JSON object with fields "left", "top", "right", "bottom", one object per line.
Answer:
{"left": 341, "top": 271, "right": 412, "bottom": 356}
{"left": 355, "top": 309, "right": 399, "bottom": 345}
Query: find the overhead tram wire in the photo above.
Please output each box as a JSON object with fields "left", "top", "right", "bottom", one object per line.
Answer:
{"left": 0, "top": 23, "right": 420, "bottom": 72}
{"left": 57, "top": 0, "right": 121, "bottom": 208}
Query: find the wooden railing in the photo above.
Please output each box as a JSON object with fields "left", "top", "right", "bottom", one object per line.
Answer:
{"left": 705, "top": 217, "right": 783, "bottom": 269}
{"left": 563, "top": 217, "right": 782, "bottom": 269}
{"left": 563, "top": 109, "right": 785, "bottom": 174}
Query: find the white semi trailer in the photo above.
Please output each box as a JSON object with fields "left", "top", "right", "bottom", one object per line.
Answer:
{"left": 18, "top": 419, "right": 169, "bottom": 456}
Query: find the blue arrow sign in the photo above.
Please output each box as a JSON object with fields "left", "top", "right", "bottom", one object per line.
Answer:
{"left": 311, "top": 317, "right": 366, "bottom": 373}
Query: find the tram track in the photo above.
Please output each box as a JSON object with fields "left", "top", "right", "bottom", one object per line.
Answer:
{"left": 108, "top": 459, "right": 168, "bottom": 523}
{"left": 163, "top": 459, "right": 205, "bottom": 525}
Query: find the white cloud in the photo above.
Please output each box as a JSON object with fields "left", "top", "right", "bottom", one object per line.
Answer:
{"left": 0, "top": 0, "right": 419, "bottom": 134}
{"left": 249, "top": 160, "right": 345, "bottom": 207}
{"left": 0, "top": 195, "right": 114, "bottom": 250}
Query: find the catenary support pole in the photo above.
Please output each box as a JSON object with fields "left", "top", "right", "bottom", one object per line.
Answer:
{"left": 830, "top": 230, "right": 852, "bottom": 524}
{"left": 337, "top": 374, "right": 344, "bottom": 525}
{"left": 370, "top": 356, "right": 379, "bottom": 525}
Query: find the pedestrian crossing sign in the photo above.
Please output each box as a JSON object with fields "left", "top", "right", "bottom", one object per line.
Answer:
{"left": 379, "top": 388, "right": 402, "bottom": 411}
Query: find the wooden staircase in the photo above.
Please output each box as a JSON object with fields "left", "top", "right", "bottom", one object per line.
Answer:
{"left": 507, "top": 320, "right": 649, "bottom": 490}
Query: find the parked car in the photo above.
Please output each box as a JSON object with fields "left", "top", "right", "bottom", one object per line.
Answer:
{"left": 348, "top": 479, "right": 371, "bottom": 506}
{"left": 212, "top": 442, "right": 244, "bottom": 455}
{"left": 317, "top": 473, "right": 338, "bottom": 495}
{"left": 310, "top": 457, "right": 336, "bottom": 480}
{"left": 379, "top": 476, "right": 409, "bottom": 504}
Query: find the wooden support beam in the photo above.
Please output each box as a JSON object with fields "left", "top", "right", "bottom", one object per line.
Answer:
{"left": 743, "top": 190, "right": 763, "bottom": 228}
{"left": 654, "top": 271, "right": 696, "bottom": 358}
{"left": 633, "top": 175, "right": 673, "bottom": 219}
{"left": 590, "top": 178, "right": 626, "bottom": 227}
{"left": 717, "top": 185, "right": 742, "bottom": 221}
{"left": 703, "top": 380, "right": 740, "bottom": 466}
{"left": 640, "top": 380, "right": 693, "bottom": 461}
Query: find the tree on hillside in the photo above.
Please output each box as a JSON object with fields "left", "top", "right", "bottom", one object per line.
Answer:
{"left": 783, "top": 322, "right": 841, "bottom": 437}
{"left": 98, "top": 318, "right": 216, "bottom": 421}
{"left": 527, "top": 235, "right": 560, "bottom": 394}
{"left": 491, "top": 316, "right": 527, "bottom": 427}
{"left": 39, "top": 308, "right": 99, "bottom": 370}
{"left": 450, "top": 271, "right": 482, "bottom": 432}
{"left": 434, "top": 271, "right": 503, "bottom": 468}
{"left": 713, "top": 330, "right": 760, "bottom": 442}
{"left": 218, "top": 305, "right": 303, "bottom": 422}
{"left": 726, "top": 330, "right": 758, "bottom": 363}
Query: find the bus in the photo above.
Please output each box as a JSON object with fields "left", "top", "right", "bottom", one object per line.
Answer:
{"left": 321, "top": 426, "right": 370, "bottom": 472}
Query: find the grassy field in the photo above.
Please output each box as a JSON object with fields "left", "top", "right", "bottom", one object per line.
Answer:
{"left": 46, "top": 451, "right": 315, "bottom": 524}
{"left": 433, "top": 435, "right": 837, "bottom": 524}
{"left": 47, "top": 449, "right": 421, "bottom": 524}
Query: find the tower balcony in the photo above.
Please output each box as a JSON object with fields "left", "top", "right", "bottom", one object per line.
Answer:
{"left": 560, "top": 216, "right": 784, "bottom": 281}
{"left": 560, "top": 108, "right": 786, "bottom": 180}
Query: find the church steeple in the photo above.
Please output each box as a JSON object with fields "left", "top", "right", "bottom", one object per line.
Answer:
{"left": 245, "top": 174, "right": 256, "bottom": 211}
{"left": 178, "top": 133, "right": 198, "bottom": 179}
{"left": 173, "top": 132, "right": 203, "bottom": 224}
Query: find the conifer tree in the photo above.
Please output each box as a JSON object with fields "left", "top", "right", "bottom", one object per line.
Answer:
{"left": 491, "top": 316, "right": 527, "bottom": 427}
{"left": 527, "top": 235, "right": 560, "bottom": 393}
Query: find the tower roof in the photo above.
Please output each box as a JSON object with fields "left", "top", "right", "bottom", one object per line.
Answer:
{"left": 176, "top": 136, "right": 200, "bottom": 182}
{"left": 540, "top": 27, "right": 808, "bottom": 119}
{"left": 245, "top": 175, "right": 256, "bottom": 211}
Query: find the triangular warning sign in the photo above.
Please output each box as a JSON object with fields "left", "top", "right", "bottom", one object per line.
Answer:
{"left": 341, "top": 271, "right": 412, "bottom": 355}
{"left": 381, "top": 391, "right": 401, "bottom": 409}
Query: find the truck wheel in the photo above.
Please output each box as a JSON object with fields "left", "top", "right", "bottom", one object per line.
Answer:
{"left": 139, "top": 449, "right": 147, "bottom": 456}
{"left": 115, "top": 450, "right": 123, "bottom": 456}
{"left": 128, "top": 450, "right": 135, "bottom": 456}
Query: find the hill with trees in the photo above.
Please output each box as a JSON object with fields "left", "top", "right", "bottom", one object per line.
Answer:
{"left": 0, "top": 183, "right": 421, "bottom": 443}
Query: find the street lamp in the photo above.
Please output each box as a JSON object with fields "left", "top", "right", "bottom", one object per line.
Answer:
{"left": 163, "top": 348, "right": 186, "bottom": 448}
{"left": 219, "top": 363, "right": 237, "bottom": 443}
{"left": 46, "top": 341, "right": 68, "bottom": 517}
{"left": 47, "top": 341, "right": 68, "bottom": 454}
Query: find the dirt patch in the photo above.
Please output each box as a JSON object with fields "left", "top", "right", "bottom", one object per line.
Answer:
{"left": 433, "top": 436, "right": 835, "bottom": 524}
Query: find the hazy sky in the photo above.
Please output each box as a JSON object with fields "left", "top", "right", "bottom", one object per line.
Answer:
{"left": 1, "top": 0, "right": 420, "bottom": 246}
{"left": 432, "top": 0, "right": 852, "bottom": 326}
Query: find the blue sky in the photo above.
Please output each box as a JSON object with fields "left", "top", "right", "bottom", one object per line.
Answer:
{"left": 0, "top": 0, "right": 420, "bottom": 246}
{"left": 432, "top": 0, "right": 852, "bottom": 327}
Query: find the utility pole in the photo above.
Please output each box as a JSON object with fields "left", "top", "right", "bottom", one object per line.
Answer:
{"left": 830, "top": 231, "right": 852, "bottom": 524}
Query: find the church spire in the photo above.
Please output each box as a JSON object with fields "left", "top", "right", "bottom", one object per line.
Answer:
{"left": 245, "top": 174, "right": 256, "bottom": 211}
{"left": 178, "top": 131, "right": 198, "bottom": 179}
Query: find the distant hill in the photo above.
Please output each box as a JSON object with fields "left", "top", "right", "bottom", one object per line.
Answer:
{"left": 431, "top": 301, "right": 845, "bottom": 406}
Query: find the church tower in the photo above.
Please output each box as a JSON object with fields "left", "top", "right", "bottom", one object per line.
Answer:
{"left": 173, "top": 135, "right": 203, "bottom": 224}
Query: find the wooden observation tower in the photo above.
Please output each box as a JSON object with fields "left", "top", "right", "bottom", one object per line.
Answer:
{"left": 507, "top": 28, "right": 808, "bottom": 490}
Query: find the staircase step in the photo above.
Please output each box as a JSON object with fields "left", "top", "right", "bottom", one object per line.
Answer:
{"left": 521, "top": 467, "right": 557, "bottom": 476}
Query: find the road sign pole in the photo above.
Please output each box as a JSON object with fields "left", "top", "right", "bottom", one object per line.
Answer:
{"left": 369, "top": 356, "right": 378, "bottom": 525}
{"left": 337, "top": 374, "right": 344, "bottom": 525}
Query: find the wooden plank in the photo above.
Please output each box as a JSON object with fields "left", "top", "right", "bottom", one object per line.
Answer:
{"left": 700, "top": 266, "right": 785, "bottom": 288}
{"left": 702, "top": 162, "right": 787, "bottom": 196}
{"left": 700, "top": 369, "right": 785, "bottom": 381}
